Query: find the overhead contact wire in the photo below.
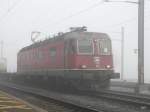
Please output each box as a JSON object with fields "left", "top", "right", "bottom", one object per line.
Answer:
{"left": 41, "top": 1, "right": 104, "bottom": 29}
{"left": 0, "top": 0, "right": 24, "bottom": 23}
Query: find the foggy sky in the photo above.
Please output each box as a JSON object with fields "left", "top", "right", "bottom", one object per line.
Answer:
{"left": 0, "top": 0, "right": 150, "bottom": 82}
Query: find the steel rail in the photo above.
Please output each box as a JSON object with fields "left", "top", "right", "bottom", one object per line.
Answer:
{"left": 93, "top": 90, "right": 150, "bottom": 107}
{"left": 0, "top": 81, "right": 150, "bottom": 111}
{"left": 0, "top": 82, "right": 100, "bottom": 112}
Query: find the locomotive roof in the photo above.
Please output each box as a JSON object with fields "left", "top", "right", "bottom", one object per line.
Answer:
{"left": 19, "top": 31, "right": 110, "bottom": 53}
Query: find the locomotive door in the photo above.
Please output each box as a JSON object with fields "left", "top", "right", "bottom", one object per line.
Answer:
{"left": 64, "top": 40, "right": 69, "bottom": 69}
{"left": 64, "top": 39, "right": 75, "bottom": 69}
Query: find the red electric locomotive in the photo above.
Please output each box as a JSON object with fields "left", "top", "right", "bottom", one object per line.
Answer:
{"left": 7, "top": 27, "right": 118, "bottom": 92}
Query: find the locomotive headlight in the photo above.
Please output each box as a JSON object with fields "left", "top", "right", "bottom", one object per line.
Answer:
{"left": 106, "top": 65, "right": 111, "bottom": 69}
{"left": 81, "top": 65, "right": 87, "bottom": 69}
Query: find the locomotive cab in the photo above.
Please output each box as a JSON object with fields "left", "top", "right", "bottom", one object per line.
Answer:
{"left": 63, "top": 32, "right": 114, "bottom": 91}
{"left": 64, "top": 33, "right": 113, "bottom": 71}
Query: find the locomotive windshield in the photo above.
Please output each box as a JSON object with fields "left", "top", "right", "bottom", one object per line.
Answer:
{"left": 77, "top": 39, "right": 93, "bottom": 54}
{"left": 99, "top": 39, "right": 111, "bottom": 55}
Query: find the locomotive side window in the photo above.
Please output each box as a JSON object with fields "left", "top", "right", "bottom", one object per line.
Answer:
{"left": 99, "top": 39, "right": 111, "bottom": 55}
{"left": 77, "top": 39, "right": 93, "bottom": 54}
{"left": 38, "top": 50, "right": 43, "bottom": 59}
{"left": 49, "top": 48, "right": 56, "bottom": 63}
{"left": 36, "top": 48, "right": 43, "bottom": 60}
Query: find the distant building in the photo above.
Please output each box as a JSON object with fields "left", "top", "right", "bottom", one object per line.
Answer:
{"left": 0, "top": 57, "right": 7, "bottom": 73}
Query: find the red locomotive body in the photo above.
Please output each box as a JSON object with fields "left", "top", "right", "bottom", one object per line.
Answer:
{"left": 17, "top": 31, "right": 113, "bottom": 72}
{"left": 3, "top": 27, "right": 117, "bottom": 92}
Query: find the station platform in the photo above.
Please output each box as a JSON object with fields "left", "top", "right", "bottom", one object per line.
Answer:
{"left": 0, "top": 90, "right": 37, "bottom": 112}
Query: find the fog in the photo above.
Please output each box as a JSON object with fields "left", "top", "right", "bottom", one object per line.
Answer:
{"left": 0, "top": 0, "right": 150, "bottom": 82}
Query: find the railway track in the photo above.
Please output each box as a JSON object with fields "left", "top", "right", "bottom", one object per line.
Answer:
{"left": 97, "top": 90, "right": 150, "bottom": 107}
{"left": 0, "top": 83, "right": 99, "bottom": 112}
{"left": 0, "top": 81, "right": 150, "bottom": 112}
{"left": 77, "top": 90, "right": 150, "bottom": 111}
